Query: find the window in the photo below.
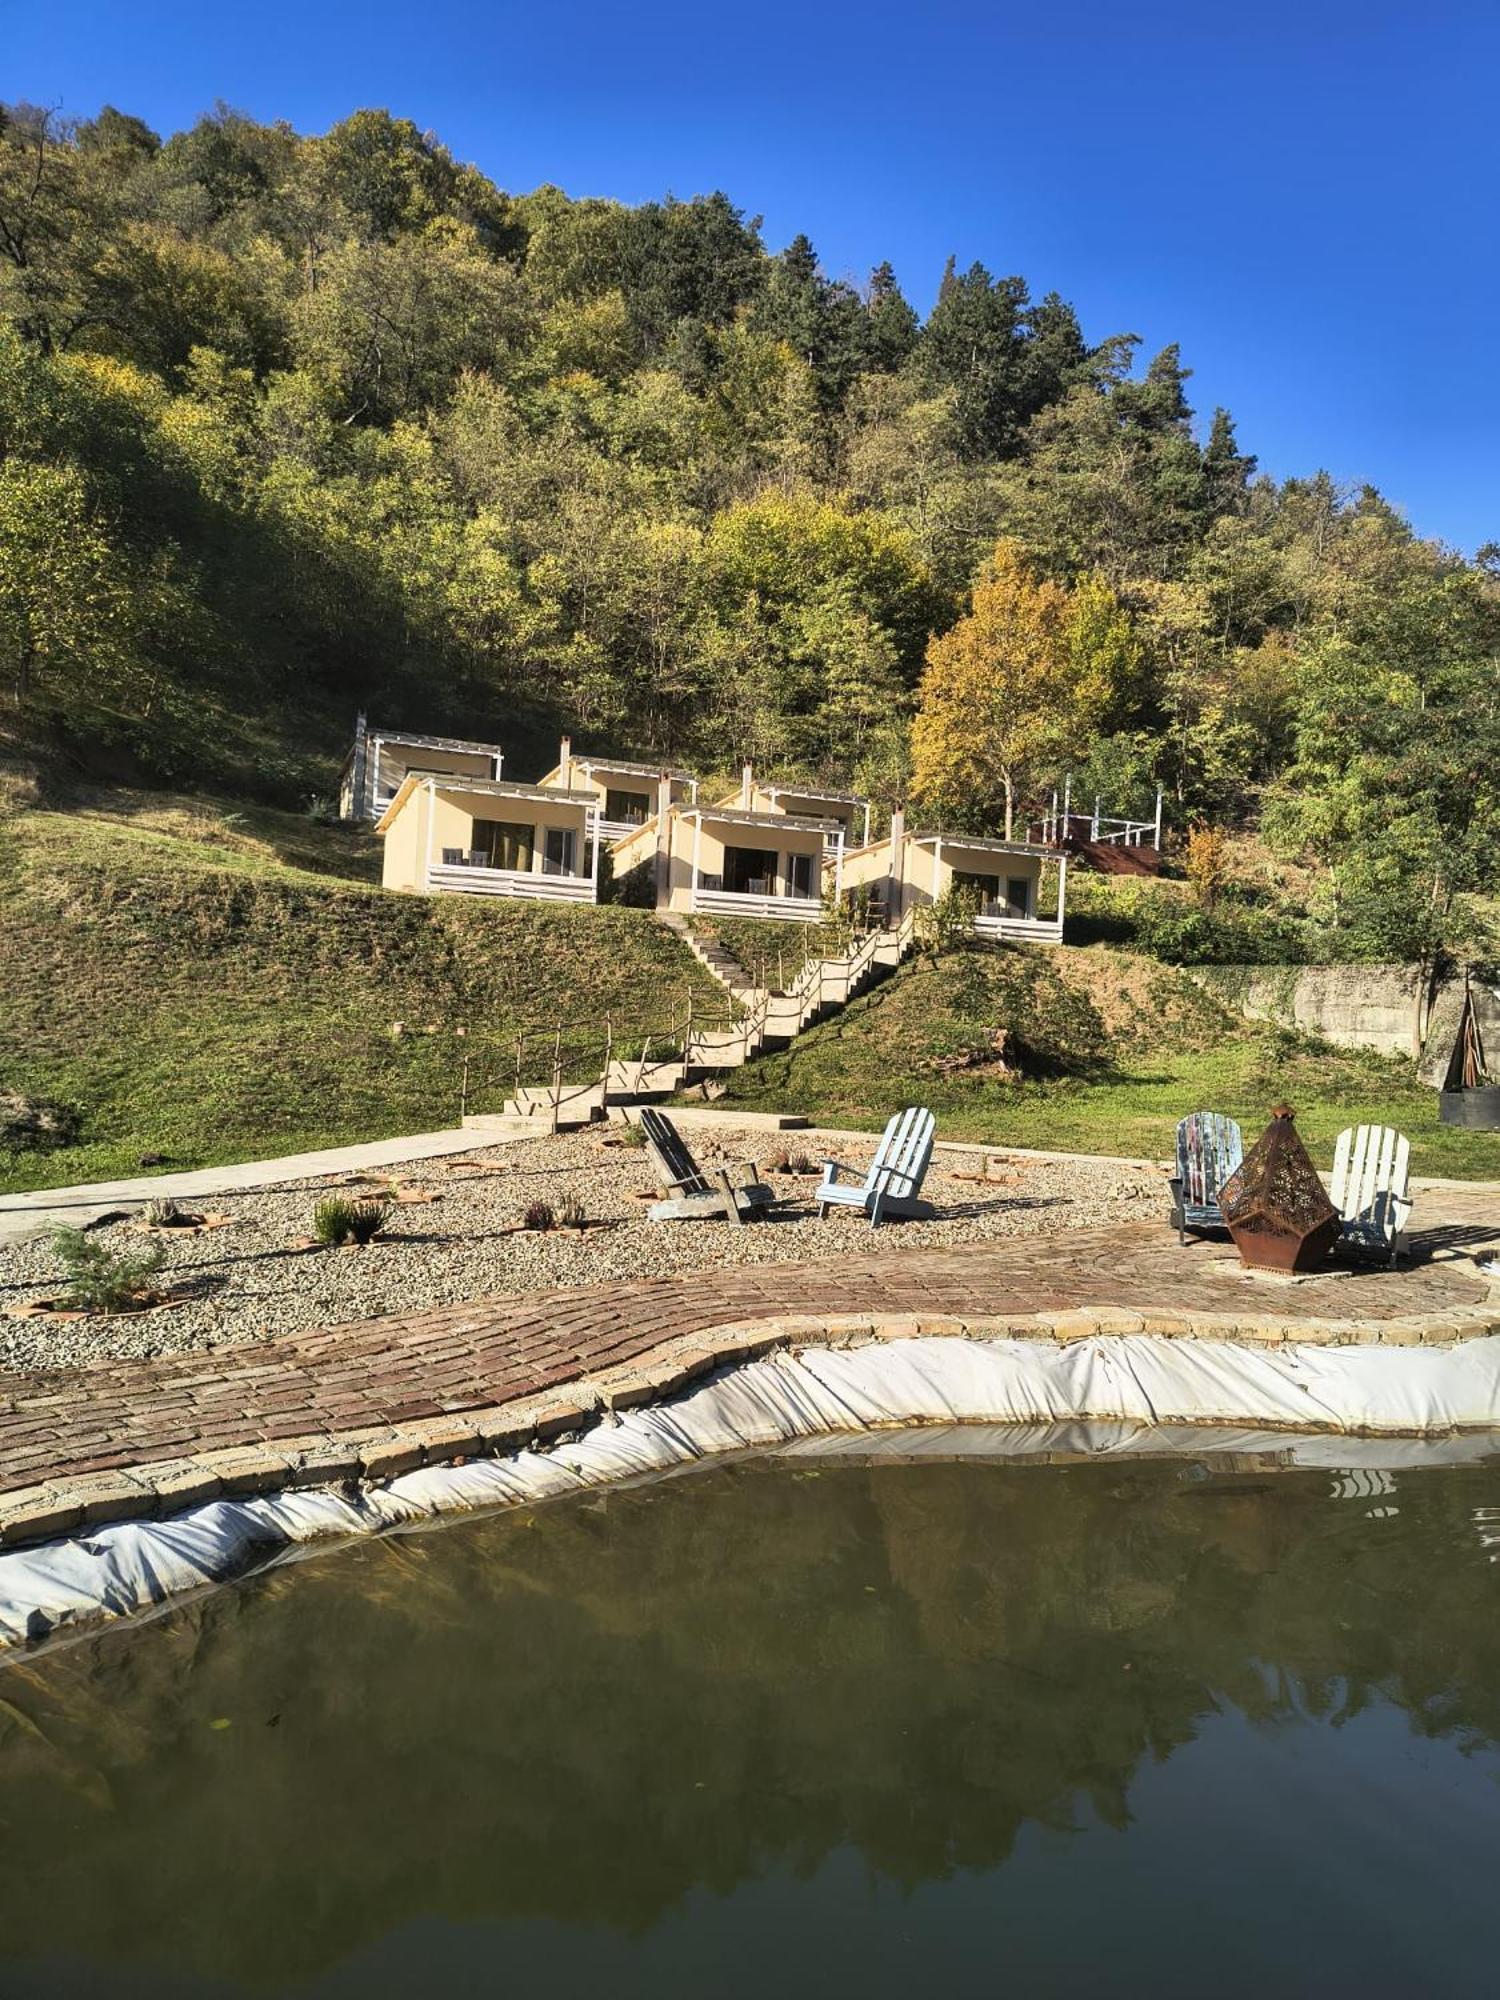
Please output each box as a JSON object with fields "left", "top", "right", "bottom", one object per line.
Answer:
{"left": 471, "top": 819, "right": 533, "bottom": 871}
{"left": 723, "top": 846, "right": 779, "bottom": 895}
{"left": 953, "top": 869, "right": 1002, "bottom": 908}
{"left": 604, "top": 787, "right": 651, "bottom": 824}
{"left": 786, "top": 851, "right": 815, "bottom": 899}
{"left": 543, "top": 826, "right": 577, "bottom": 876}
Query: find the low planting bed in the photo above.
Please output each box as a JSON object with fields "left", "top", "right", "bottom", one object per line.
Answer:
{"left": 0, "top": 1127, "right": 1163, "bottom": 1371}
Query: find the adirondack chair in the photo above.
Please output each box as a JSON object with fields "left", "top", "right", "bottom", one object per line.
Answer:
{"left": 1171, "top": 1112, "right": 1244, "bottom": 1244}
{"left": 1331, "top": 1124, "right": 1413, "bottom": 1264}
{"left": 638, "top": 1108, "right": 774, "bottom": 1225}
{"left": 816, "top": 1107, "right": 937, "bottom": 1227}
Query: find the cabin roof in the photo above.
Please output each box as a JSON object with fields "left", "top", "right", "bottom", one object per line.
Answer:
{"left": 539, "top": 757, "right": 697, "bottom": 785}
{"left": 365, "top": 728, "right": 507, "bottom": 757}
{"left": 681, "top": 805, "right": 835, "bottom": 835}
{"left": 374, "top": 773, "right": 597, "bottom": 832}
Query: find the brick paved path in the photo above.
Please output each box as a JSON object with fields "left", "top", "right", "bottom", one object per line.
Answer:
{"left": 1, "top": 1221, "right": 1494, "bottom": 1501}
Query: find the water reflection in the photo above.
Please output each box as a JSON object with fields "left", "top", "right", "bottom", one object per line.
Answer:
{"left": 2, "top": 1450, "right": 1499, "bottom": 1994}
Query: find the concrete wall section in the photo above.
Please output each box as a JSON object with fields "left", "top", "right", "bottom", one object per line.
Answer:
{"left": 1195, "top": 964, "right": 1500, "bottom": 1078}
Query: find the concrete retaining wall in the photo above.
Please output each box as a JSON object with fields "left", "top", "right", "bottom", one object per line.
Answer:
{"left": 1193, "top": 964, "right": 1500, "bottom": 1083}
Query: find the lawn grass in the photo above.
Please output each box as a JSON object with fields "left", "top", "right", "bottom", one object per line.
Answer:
{"left": 705, "top": 943, "right": 1500, "bottom": 1181}
{"left": 0, "top": 791, "right": 724, "bottom": 1192}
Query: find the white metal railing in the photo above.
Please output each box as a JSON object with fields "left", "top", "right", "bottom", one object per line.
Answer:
{"left": 1093, "top": 817, "right": 1157, "bottom": 846}
{"left": 974, "top": 910, "right": 1064, "bottom": 943}
{"left": 692, "top": 887, "right": 823, "bottom": 921}
{"left": 426, "top": 863, "right": 596, "bottom": 902}
{"left": 1037, "top": 789, "right": 1163, "bottom": 849}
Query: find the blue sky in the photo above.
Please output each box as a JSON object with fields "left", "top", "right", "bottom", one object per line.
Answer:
{"left": 10, "top": 0, "right": 1498, "bottom": 553}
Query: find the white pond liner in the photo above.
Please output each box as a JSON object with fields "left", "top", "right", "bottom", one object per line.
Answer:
{"left": 3, "top": 1331, "right": 1500, "bottom": 1651}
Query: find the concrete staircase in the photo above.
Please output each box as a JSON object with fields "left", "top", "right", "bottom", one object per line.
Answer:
{"left": 469, "top": 910, "right": 918, "bottom": 1133}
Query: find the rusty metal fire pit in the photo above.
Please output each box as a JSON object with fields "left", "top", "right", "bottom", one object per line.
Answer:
{"left": 1218, "top": 1105, "right": 1340, "bottom": 1273}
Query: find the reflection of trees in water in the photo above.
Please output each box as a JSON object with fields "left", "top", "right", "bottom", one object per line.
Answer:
{"left": 1, "top": 1455, "right": 1498, "bottom": 1981}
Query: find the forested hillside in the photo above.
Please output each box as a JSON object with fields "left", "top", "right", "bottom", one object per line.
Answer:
{"left": 2, "top": 101, "right": 1497, "bottom": 963}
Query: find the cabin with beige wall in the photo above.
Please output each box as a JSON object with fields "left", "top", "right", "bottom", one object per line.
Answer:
{"left": 377, "top": 775, "right": 600, "bottom": 903}
{"left": 340, "top": 716, "right": 506, "bottom": 820}
{"left": 835, "top": 810, "right": 1066, "bottom": 941}
{"left": 613, "top": 791, "right": 834, "bottom": 921}
{"left": 536, "top": 736, "right": 699, "bottom": 844}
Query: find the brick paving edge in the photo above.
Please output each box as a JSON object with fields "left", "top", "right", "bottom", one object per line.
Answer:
{"left": 5, "top": 1301, "right": 1500, "bottom": 1549}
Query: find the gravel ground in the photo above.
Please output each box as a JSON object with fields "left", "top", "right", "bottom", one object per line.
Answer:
{"left": 0, "top": 1126, "right": 1164, "bottom": 1372}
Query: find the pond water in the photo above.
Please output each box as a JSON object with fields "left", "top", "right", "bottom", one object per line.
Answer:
{"left": 2, "top": 1442, "right": 1499, "bottom": 1997}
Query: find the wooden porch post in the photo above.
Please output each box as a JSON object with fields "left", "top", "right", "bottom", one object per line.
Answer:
{"left": 1056, "top": 852, "right": 1068, "bottom": 935}
{"left": 1154, "top": 787, "right": 1163, "bottom": 849}
{"left": 423, "top": 778, "right": 436, "bottom": 890}
{"left": 589, "top": 810, "right": 601, "bottom": 898}
{"left": 690, "top": 813, "right": 702, "bottom": 910}
{"left": 833, "top": 833, "right": 844, "bottom": 904}
{"left": 1062, "top": 773, "right": 1072, "bottom": 838}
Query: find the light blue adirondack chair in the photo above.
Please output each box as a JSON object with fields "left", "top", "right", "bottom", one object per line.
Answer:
{"left": 817, "top": 1107, "right": 937, "bottom": 1227}
{"left": 1172, "top": 1111, "right": 1243, "bottom": 1244}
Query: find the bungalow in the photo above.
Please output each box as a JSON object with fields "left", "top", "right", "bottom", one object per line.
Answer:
{"left": 376, "top": 773, "right": 600, "bottom": 904}
{"left": 612, "top": 772, "right": 834, "bottom": 921}
{"left": 536, "top": 736, "right": 699, "bottom": 845}
{"left": 836, "top": 809, "right": 1067, "bottom": 943}
{"left": 734, "top": 771, "right": 872, "bottom": 854}
{"left": 339, "top": 714, "right": 507, "bottom": 821}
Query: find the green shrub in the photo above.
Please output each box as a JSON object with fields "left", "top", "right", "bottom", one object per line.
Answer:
{"left": 313, "top": 1195, "right": 390, "bottom": 1246}
{"left": 348, "top": 1198, "right": 390, "bottom": 1244}
{"left": 313, "top": 1196, "right": 356, "bottom": 1246}
{"left": 617, "top": 1121, "right": 649, "bottom": 1148}
{"left": 49, "top": 1227, "right": 165, "bottom": 1312}
{"left": 1064, "top": 876, "right": 1309, "bottom": 965}
{"left": 143, "top": 1197, "right": 183, "bottom": 1227}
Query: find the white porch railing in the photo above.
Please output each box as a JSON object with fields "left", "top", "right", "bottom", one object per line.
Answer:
{"left": 974, "top": 910, "right": 1064, "bottom": 943}
{"left": 590, "top": 814, "right": 651, "bottom": 845}
{"left": 692, "top": 888, "right": 823, "bottom": 922}
{"left": 426, "top": 863, "right": 596, "bottom": 903}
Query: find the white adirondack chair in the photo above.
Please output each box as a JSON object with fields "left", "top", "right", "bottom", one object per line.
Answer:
{"left": 817, "top": 1107, "right": 937, "bottom": 1226}
{"left": 1331, "top": 1124, "right": 1413, "bottom": 1264}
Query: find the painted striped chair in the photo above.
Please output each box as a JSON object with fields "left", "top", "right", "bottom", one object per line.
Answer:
{"left": 1172, "top": 1112, "right": 1244, "bottom": 1244}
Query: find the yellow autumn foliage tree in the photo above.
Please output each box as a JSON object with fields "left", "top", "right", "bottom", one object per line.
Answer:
{"left": 910, "top": 539, "right": 1130, "bottom": 836}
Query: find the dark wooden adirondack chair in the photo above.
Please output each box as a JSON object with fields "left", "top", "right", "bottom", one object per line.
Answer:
{"left": 638, "top": 1108, "right": 775, "bottom": 1225}
{"left": 1170, "top": 1112, "right": 1244, "bottom": 1243}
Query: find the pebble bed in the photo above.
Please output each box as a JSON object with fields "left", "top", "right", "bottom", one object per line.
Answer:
{"left": 0, "top": 1126, "right": 1164, "bottom": 1372}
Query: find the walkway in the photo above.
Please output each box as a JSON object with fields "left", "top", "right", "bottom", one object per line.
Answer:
{"left": 3, "top": 1217, "right": 1497, "bottom": 1542}
{"left": 0, "top": 1125, "right": 534, "bottom": 1246}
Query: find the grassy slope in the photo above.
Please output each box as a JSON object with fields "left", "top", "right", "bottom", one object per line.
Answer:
{"left": 705, "top": 942, "right": 1500, "bottom": 1180}
{"left": 0, "top": 790, "right": 723, "bottom": 1192}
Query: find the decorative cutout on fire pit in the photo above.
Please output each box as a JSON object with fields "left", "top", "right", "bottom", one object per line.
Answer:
{"left": 1218, "top": 1104, "right": 1340, "bottom": 1273}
